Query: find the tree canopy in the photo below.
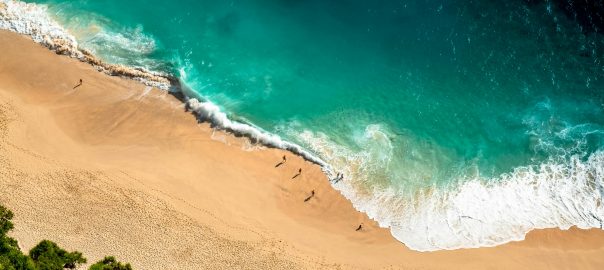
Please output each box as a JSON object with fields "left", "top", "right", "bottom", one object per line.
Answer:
{"left": 0, "top": 206, "right": 14, "bottom": 236}
{"left": 89, "top": 257, "right": 132, "bottom": 270}
{"left": 0, "top": 204, "right": 132, "bottom": 270}
{"left": 28, "top": 240, "right": 86, "bottom": 270}
{"left": 0, "top": 205, "right": 35, "bottom": 270}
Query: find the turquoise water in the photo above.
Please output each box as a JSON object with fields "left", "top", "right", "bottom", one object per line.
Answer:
{"left": 17, "top": 0, "right": 604, "bottom": 250}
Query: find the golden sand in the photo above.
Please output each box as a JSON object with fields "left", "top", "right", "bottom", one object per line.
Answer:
{"left": 0, "top": 30, "right": 603, "bottom": 269}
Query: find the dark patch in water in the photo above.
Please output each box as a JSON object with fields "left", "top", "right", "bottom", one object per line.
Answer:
{"left": 215, "top": 12, "right": 240, "bottom": 35}
{"left": 525, "top": 0, "right": 604, "bottom": 33}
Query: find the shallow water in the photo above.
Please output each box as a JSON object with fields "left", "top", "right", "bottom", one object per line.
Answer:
{"left": 15, "top": 0, "right": 604, "bottom": 250}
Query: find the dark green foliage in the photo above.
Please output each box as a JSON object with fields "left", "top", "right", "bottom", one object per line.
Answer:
{"left": 0, "top": 203, "right": 134, "bottom": 270}
{"left": 0, "top": 244, "right": 35, "bottom": 270}
{"left": 29, "top": 240, "right": 86, "bottom": 270}
{"left": 89, "top": 257, "right": 132, "bottom": 270}
{"left": 0, "top": 205, "right": 35, "bottom": 270}
{"left": 0, "top": 206, "right": 14, "bottom": 236}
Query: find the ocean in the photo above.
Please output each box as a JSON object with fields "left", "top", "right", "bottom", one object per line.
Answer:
{"left": 2, "top": 0, "right": 603, "bottom": 251}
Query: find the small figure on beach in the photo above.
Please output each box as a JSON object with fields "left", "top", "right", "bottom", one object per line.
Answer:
{"left": 275, "top": 155, "right": 287, "bottom": 168}
{"left": 292, "top": 168, "right": 302, "bottom": 179}
{"left": 73, "top": 79, "right": 83, "bottom": 89}
{"left": 304, "top": 190, "right": 315, "bottom": 202}
{"left": 333, "top": 173, "right": 344, "bottom": 184}
{"left": 356, "top": 224, "right": 363, "bottom": 231}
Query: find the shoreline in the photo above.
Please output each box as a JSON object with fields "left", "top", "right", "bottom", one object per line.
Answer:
{"left": 0, "top": 0, "right": 330, "bottom": 169}
{"left": 1, "top": 29, "right": 604, "bottom": 269}
{"left": 0, "top": 0, "right": 173, "bottom": 90}
{"left": 3, "top": 0, "right": 604, "bottom": 252}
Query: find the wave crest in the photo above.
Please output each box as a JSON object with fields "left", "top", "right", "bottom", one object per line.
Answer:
{"left": 298, "top": 127, "right": 604, "bottom": 251}
{"left": 185, "top": 97, "right": 328, "bottom": 167}
{"left": 0, "top": 0, "right": 171, "bottom": 89}
{"left": 3, "top": 0, "right": 603, "bottom": 253}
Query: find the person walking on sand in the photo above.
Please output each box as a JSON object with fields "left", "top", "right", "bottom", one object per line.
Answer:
{"left": 275, "top": 155, "right": 287, "bottom": 168}
{"left": 292, "top": 168, "right": 302, "bottom": 179}
{"left": 304, "top": 190, "right": 315, "bottom": 202}
{"left": 73, "top": 79, "right": 83, "bottom": 89}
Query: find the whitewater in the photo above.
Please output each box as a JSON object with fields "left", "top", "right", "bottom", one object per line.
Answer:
{"left": 1, "top": 0, "right": 603, "bottom": 252}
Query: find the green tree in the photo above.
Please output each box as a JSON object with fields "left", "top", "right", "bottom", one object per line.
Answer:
{"left": 29, "top": 240, "right": 86, "bottom": 270}
{"left": 0, "top": 205, "right": 35, "bottom": 270}
{"left": 0, "top": 206, "right": 14, "bottom": 237}
{"left": 1, "top": 204, "right": 133, "bottom": 270}
{"left": 89, "top": 257, "right": 132, "bottom": 270}
{"left": 0, "top": 244, "right": 35, "bottom": 270}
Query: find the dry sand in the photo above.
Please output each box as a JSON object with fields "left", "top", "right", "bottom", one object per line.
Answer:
{"left": 0, "top": 30, "right": 603, "bottom": 269}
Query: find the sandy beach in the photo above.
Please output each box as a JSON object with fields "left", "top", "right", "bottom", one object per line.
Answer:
{"left": 0, "top": 30, "right": 603, "bottom": 269}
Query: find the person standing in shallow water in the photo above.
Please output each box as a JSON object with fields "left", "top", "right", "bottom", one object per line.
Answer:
{"left": 334, "top": 173, "right": 344, "bottom": 183}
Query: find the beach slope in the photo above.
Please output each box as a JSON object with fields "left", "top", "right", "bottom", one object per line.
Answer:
{"left": 0, "top": 30, "right": 603, "bottom": 269}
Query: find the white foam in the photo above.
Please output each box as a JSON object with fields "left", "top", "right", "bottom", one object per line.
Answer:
{"left": 4, "top": 0, "right": 603, "bottom": 252}
{"left": 88, "top": 25, "right": 156, "bottom": 55}
{"left": 0, "top": 0, "right": 171, "bottom": 90}
{"left": 185, "top": 97, "right": 328, "bottom": 167}
{"left": 67, "top": 17, "right": 160, "bottom": 69}
{"left": 0, "top": 0, "right": 81, "bottom": 57}
{"left": 0, "top": 0, "right": 329, "bottom": 167}
{"left": 297, "top": 127, "right": 604, "bottom": 251}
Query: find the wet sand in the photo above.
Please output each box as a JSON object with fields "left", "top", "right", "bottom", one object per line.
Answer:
{"left": 1, "top": 30, "right": 603, "bottom": 269}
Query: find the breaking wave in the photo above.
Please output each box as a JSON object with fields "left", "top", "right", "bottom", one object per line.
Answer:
{"left": 2, "top": 0, "right": 603, "bottom": 252}
{"left": 295, "top": 125, "right": 603, "bottom": 251}
{"left": 0, "top": 0, "right": 171, "bottom": 89}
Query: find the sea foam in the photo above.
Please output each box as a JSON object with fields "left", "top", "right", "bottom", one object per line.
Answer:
{"left": 0, "top": 0, "right": 329, "bottom": 167}
{"left": 0, "top": 0, "right": 171, "bottom": 90}
{"left": 185, "top": 97, "right": 328, "bottom": 166}
{"left": 297, "top": 126, "right": 604, "bottom": 251}
{"left": 3, "top": 0, "right": 603, "bottom": 252}
{"left": 0, "top": 0, "right": 327, "bottom": 165}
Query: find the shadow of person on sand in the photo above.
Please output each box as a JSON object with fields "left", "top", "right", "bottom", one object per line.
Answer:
{"left": 72, "top": 79, "right": 83, "bottom": 89}
{"left": 291, "top": 168, "right": 302, "bottom": 179}
{"left": 275, "top": 155, "right": 287, "bottom": 168}
{"left": 304, "top": 190, "right": 315, "bottom": 202}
